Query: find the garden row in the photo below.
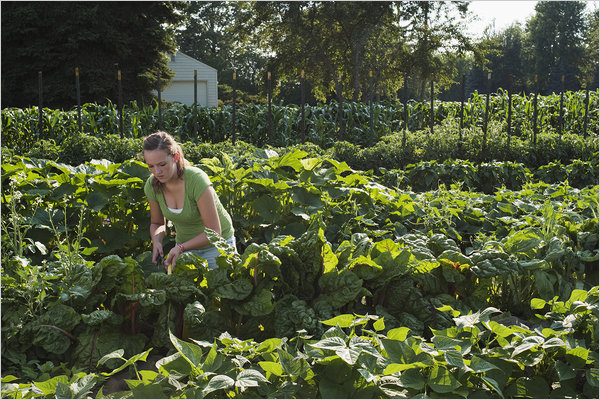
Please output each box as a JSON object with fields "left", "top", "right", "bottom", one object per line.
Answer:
{"left": 3, "top": 121, "right": 598, "bottom": 172}
{"left": 1, "top": 150, "right": 598, "bottom": 397}
{"left": 1, "top": 151, "right": 598, "bottom": 266}
{"left": 2, "top": 89, "right": 598, "bottom": 152}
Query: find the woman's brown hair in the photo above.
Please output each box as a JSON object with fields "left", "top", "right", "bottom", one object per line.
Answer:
{"left": 143, "top": 131, "right": 188, "bottom": 193}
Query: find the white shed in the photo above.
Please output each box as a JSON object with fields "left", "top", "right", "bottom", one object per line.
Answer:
{"left": 159, "top": 51, "right": 218, "bottom": 107}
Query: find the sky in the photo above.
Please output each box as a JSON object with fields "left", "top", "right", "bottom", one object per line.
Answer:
{"left": 466, "top": 0, "right": 600, "bottom": 36}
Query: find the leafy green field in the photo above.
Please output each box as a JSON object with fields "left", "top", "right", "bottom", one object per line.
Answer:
{"left": 1, "top": 148, "right": 598, "bottom": 398}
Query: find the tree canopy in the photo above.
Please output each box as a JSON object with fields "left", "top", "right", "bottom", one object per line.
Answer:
{"left": 1, "top": 1, "right": 185, "bottom": 108}
{"left": 1, "top": 1, "right": 597, "bottom": 109}
{"left": 232, "top": 1, "right": 474, "bottom": 102}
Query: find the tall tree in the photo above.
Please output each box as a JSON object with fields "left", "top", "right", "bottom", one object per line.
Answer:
{"left": 238, "top": 1, "right": 475, "bottom": 103}
{"left": 580, "top": 7, "right": 599, "bottom": 89}
{"left": 478, "top": 24, "right": 528, "bottom": 93}
{"left": 1, "top": 2, "right": 185, "bottom": 108}
{"left": 525, "top": 1, "right": 587, "bottom": 93}
{"left": 400, "top": 1, "right": 475, "bottom": 100}
{"left": 175, "top": 1, "right": 267, "bottom": 96}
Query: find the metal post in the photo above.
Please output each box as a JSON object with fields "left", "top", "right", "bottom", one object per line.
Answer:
{"left": 232, "top": 70, "right": 236, "bottom": 144}
{"left": 430, "top": 73, "right": 434, "bottom": 135}
{"left": 38, "top": 71, "right": 43, "bottom": 137}
{"left": 533, "top": 75, "right": 538, "bottom": 145}
{"left": 118, "top": 69, "right": 123, "bottom": 138}
{"left": 369, "top": 70, "right": 374, "bottom": 141}
{"left": 76, "top": 67, "right": 82, "bottom": 132}
{"left": 459, "top": 74, "right": 465, "bottom": 146}
{"left": 483, "top": 72, "right": 491, "bottom": 154}
{"left": 403, "top": 72, "right": 408, "bottom": 147}
{"left": 301, "top": 69, "right": 306, "bottom": 143}
{"left": 559, "top": 75, "right": 565, "bottom": 139}
{"left": 194, "top": 69, "right": 198, "bottom": 142}
{"left": 507, "top": 74, "right": 513, "bottom": 152}
{"left": 157, "top": 72, "right": 162, "bottom": 131}
{"left": 267, "top": 71, "right": 272, "bottom": 144}
{"left": 337, "top": 73, "right": 344, "bottom": 139}
{"left": 583, "top": 80, "right": 590, "bottom": 137}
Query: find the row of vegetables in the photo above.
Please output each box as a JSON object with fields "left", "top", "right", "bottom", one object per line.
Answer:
{"left": 1, "top": 149, "right": 598, "bottom": 397}
{"left": 2, "top": 89, "right": 598, "bottom": 151}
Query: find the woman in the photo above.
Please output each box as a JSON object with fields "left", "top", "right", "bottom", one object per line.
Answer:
{"left": 142, "top": 131, "right": 236, "bottom": 271}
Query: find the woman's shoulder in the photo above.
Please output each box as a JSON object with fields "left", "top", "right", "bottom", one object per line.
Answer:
{"left": 184, "top": 164, "right": 207, "bottom": 177}
{"left": 184, "top": 165, "right": 210, "bottom": 183}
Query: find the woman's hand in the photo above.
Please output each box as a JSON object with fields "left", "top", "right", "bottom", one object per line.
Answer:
{"left": 164, "top": 245, "right": 183, "bottom": 273}
{"left": 152, "top": 242, "right": 164, "bottom": 265}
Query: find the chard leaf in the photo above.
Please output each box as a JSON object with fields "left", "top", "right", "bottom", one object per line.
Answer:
{"left": 213, "top": 278, "right": 253, "bottom": 300}
{"left": 318, "top": 269, "right": 364, "bottom": 309}
{"left": 30, "top": 304, "right": 80, "bottom": 354}
{"left": 233, "top": 288, "right": 274, "bottom": 316}
{"left": 349, "top": 256, "right": 383, "bottom": 280}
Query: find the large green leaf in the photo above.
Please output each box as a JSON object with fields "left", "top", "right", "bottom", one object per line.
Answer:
{"left": 427, "top": 365, "right": 461, "bottom": 394}
{"left": 235, "top": 369, "right": 269, "bottom": 389}
{"left": 169, "top": 330, "right": 204, "bottom": 368}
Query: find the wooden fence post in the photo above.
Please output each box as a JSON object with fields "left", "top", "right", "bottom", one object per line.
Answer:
{"left": 194, "top": 69, "right": 198, "bottom": 143}
{"left": 118, "top": 69, "right": 123, "bottom": 138}
{"left": 369, "top": 70, "right": 374, "bottom": 141}
{"left": 75, "top": 67, "right": 82, "bottom": 132}
{"left": 533, "top": 74, "right": 538, "bottom": 145}
{"left": 459, "top": 74, "right": 465, "bottom": 149}
{"left": 430, "top": 73, "right": 434, "bottom": 135}
{"left": 157, "top": 72, "right": 163, "bottom": 131}
{"left": 483, "top": 72, "right": 491, "bottom": 155}
{"left": 583, "top": 80, "right": 590, "bottom": 137}
{"left": 403, "top": 72, "right": 408, "bottom": 147}
{"left": 267, "top": 71, "right": 272, "bottom": 144}
{"left": 559, "top": 75, "right": 565, "bottom": 140}
{"left": 337, "top": 73, "right": 345, "bottom": 139}
{"left": 300, "top": 70, "right": 306, "bottom": 143}
{"left": 38, "top": 71, "right": 43, "bottom": 137}
{"left": 507, "top": 74, "right": 513, "bottom": 154}
{"left": 232, "top": 70, "right": 236, "bottom": 144}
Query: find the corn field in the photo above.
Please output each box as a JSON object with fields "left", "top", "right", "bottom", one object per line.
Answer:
{"left": 1, "top": 90, "right": 598, "bottom": 152}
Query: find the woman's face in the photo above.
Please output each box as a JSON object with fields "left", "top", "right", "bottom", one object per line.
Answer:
{"left": 144, "top": 149, "right": 177, "bottom": 183}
